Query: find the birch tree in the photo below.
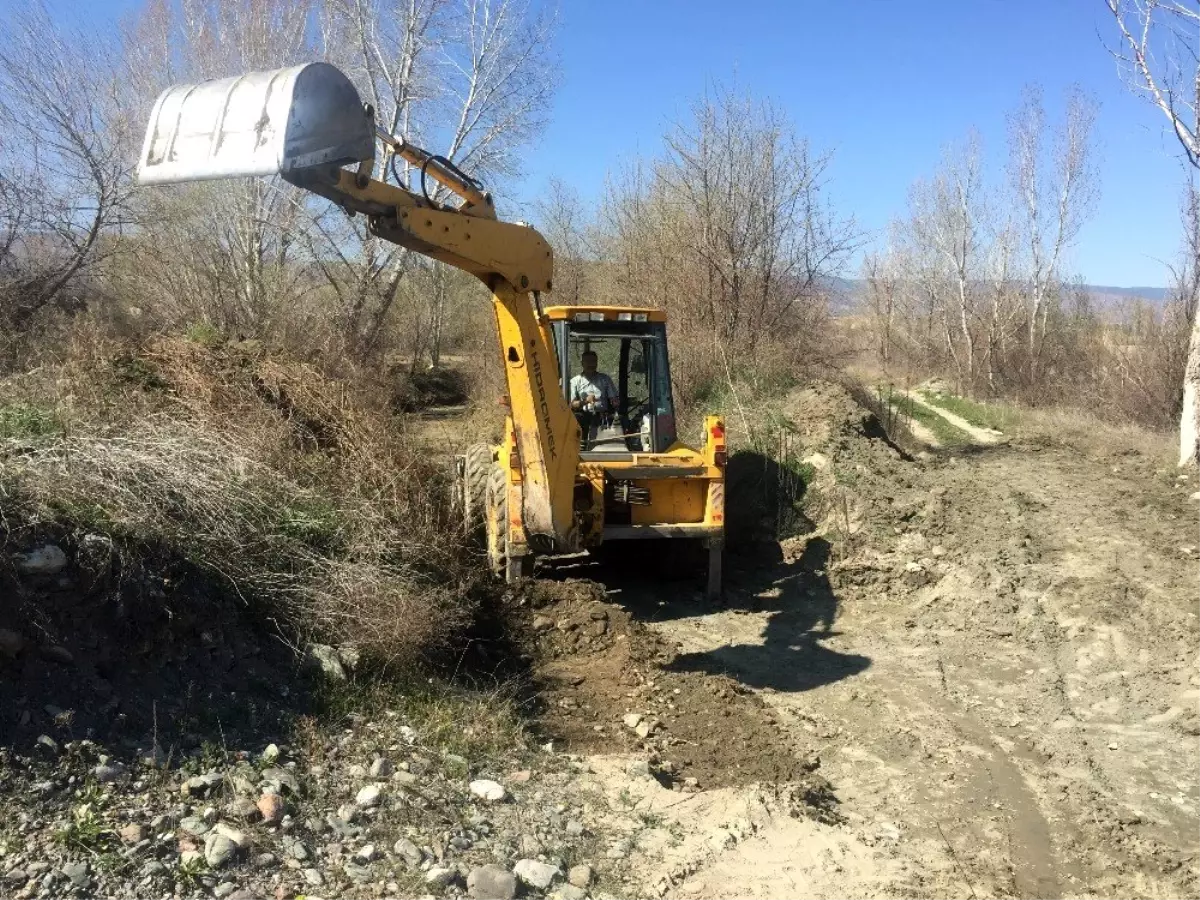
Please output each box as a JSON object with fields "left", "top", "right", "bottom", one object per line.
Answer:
{"left": 317, "top": 0, "right": 558, "bottom": 362}
{"left": 1006, "top": 86, "right": 1097, "bottom": 381}
{"left": 1106, "top": 0, "right": 1200, "bottom": 464}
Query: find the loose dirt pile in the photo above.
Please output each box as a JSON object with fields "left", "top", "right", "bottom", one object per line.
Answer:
{"left": 512, "top": 578, "right": 831, "bottom": 800}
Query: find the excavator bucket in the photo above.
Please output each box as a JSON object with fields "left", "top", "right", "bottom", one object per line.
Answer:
{"left": 136, "top": 62, "right": 374, "bottom": 185}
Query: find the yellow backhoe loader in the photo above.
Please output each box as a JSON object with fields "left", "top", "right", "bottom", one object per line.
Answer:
{"left": 136, "top": 63, "right": 726, "bottom": 597}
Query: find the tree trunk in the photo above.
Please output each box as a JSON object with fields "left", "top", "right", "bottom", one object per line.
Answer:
{"left": 1181, "top": 305, "right": 1200, "bottom": 466}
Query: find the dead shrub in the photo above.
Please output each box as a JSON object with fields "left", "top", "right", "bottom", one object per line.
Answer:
{"left": 0, "top": 326, "right": 484, "bottom": 669}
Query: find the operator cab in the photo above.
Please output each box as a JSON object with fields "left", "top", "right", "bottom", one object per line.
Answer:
{"left": 545, "top": 307, "right": 678, "bottom": 457}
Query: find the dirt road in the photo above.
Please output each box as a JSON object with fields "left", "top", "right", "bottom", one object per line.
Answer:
{"left": 548, "top": 385, "right": 1199, "bottom": 899}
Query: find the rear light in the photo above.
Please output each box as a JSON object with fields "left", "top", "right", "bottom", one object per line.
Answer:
{"left": 573, "top": 312, "right": 589, "bottom": 322}
{"left": 714, "top": 449, "right": 728, "bottom": 468}
{"left": 633, "top": 313, "right": 648, "bottom": 322}
{"left": 709, "top": 422, "right": 725, "bottom": 441}
{"left": 617, "top": 312, "right": 632, "bottom": 321}
{"left": 590, "top": 311, "right": 605, "bottom": 321}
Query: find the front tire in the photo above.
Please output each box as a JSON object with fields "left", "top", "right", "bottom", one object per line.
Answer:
{"left": 462, "top": 443, "right": 492, "bottom": 546}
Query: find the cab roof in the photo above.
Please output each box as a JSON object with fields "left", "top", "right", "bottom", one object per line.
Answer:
{"left": 543, "top": 305, "right": 666, "bottom": 323}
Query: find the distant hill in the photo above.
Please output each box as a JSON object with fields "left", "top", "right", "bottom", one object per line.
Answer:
{"left": 827, "top": 278, "right": 1170, "bottom": 312}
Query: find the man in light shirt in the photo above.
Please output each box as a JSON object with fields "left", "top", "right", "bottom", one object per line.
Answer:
{"left": 570, "top": 350, "right": 619, "bottom": 446}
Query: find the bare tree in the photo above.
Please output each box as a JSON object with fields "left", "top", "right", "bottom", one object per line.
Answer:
{"left": 1106, "top": 0, "right": 1200, "bottom": 464}
{"left": 1007, "top": 86, "right": 1098, "bottom": 380}
{"left": 315, "top": 0, "right": 558, "bottom": 363}
{"left": 0, "top": 3, "right": 135, "bottom": 350}
{"left": 906, "top": 134, "right": 987, "bottom": 391}
{"left": 535, "top": 177, "right": 591, "bottom": 306}
{"left": 119, "top": 0, "right": 322, "bottom": 336}
{"left": 596, "top": 86, "right": 861, "bottom": 399}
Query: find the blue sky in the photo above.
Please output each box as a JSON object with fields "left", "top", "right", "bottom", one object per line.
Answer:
{"left": 517, "top": 0, "right": 1193, "bottom": 288}
{"left": 13, "top": 0, "right": 1192, "bottom": 287}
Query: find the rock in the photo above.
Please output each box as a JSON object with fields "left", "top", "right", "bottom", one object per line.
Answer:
{"left": 283, "top": 838, "right": 310, "bottom": 862}
{"left": 450, "top": 835, "right": 473, "bottom": 851}
{"left": 353, "top": 844, "right": 380, "bottom": 863}
{"left": 565, "top": 820, "right": 585, "bottom": 837}
{"left": 425, "top": 866, "right": 455, "bottom": 889}
{"left": 354, "top": 785, "right": 382, "bottom": 808}
{"left": 532, "top": 615, "right": 554, "bottom": 632}
{"left": 392, "top": 770, "right": 419, "bottom": 789}
{"left": 214, "top": 823, "right": 247, "bottom": 847}
{"left": 228, "top": 798, "right": 262, "bottom": 823}
{"left": 253, "top": 852, "right": 278, "bottom": 869}
{"left": 257, "top": 793, "right": 285, "bottom": 824}
{"left": 93, "top": 762, "right": 127, "bottom": 783}
{"left": 513, "top": 859, "right": 561, "bottom": 890}
{"left": 214, "top": 882, "right": 237, "bottom": 899}
{"left": 369, "top": 757, "right": 393, "bottom": 778}
{"left": 343, "top": 861, "right": 371, "bottom": 882}
{"left": 60, "top": 862, "right": 89, "bottom": 888}
{"left": 507, "top": 770, "right": 532, "bottom": 785}
{"left": 467, "top": 863, "right": 518, "bottom": 900}
{"left": 15, "top": 544, "right": 67, "bottom": 575}
{"left": 0, "top": 629, "right": 25, "bottom": 658}
{"left": 622, "top": 713, "right": 644, "bottom": 730}
{"left": 2, "top": 868, "right": 27, "bottom": 885}
{"left": 469, "top": 779, "right": 507, "bottom": 802}
{"left": 337, "top": 644, "right": 361, "bottom": 670}
{"left": 398, "top": 724, "right": 417, "bottom": 743}
{"left": 204, "top": 834, "right": 239, "bottom": 869}
{"left": 181, "top": 774, "right": 221, "bottom": 798}
{"left": 567, "top": 864, "right": 593, "bottom": 888}
{"left": 39, "top": 645, "right": 73, "bottom": 665}
{"left": 302, "top": 868, "right": 324, "bottom": 887}
{"left": 141, "top": 860, "right": 167, "bottom": 876}
{"left": 261, "top": 743, "right": 280, "bottom": 764}
{"left": 635, "top": 720, "right": 654, "bottom": 739}
{"left": 556, "top": 886, "right": 587, "bottom": 900}
{"left": 180, "top": 850, "right": 204, "bottom": 868}
{"left": 260, "top": 767, "right": 299, "bottom": 795}
{"left": 179, "top": 816, "right": 212, "bottom": 837}
{"left": 625, "top": 759, "right": 652, "bottom": 779}
{"left": 35, "top": 734, "right": 59, "bottom": 754}
{"left": 394, "top": 838, "right": 424, "bottom": 867}
{"left": 227, "top": 891, "right": 258, "bottom": 900}
{"left": 708, "top": 827, "right": 735, "bottom": 850}
{"left": 119, "top": 823, "right": 148, "bottom": 845}
{"left": 304, "top": 644, "right": 346, "bottom": 681}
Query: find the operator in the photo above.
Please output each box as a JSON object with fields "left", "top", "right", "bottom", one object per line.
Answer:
{"left": 570, "top": 350, "right": 619, "bottom": 446}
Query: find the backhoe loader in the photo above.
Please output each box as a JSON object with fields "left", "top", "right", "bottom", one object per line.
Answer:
{"left": 136, "top": 62, "right": 726, "bottom": 597}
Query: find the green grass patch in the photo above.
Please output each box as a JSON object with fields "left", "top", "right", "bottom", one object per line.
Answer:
{"left": 917, "top": 389, "right": 1020, "bottom": 431}
{"left": 0, "top": 402, "right": 61, "bottom": 440}
{"left": 184, "top": 321, "right": 225, "bottom": 348}
{"left": 902, "top": 398, "right": 971, "bottom": 447}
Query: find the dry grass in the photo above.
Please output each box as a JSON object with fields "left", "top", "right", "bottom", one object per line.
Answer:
{"left": 1013, "top": 404, "right": 1176, "bottom": 461}
{"left": 0, "top": 326, "right": 485, "bottom": 669}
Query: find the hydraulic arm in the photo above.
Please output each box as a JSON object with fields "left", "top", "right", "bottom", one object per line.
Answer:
{"left": 137, "top": 62, "right": 581, "bottom": 551}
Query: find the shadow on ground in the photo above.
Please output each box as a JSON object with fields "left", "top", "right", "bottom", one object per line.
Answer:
{"left": 545, "top": 535, "right": 871, "bottom": 695}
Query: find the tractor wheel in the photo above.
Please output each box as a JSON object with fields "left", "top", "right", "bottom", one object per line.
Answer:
{"left": 485, "top": 464, "right": 508, "bottom": 577}
{"left": 486, "top": 464, "right": 534, "bottom": 581}
{"left": 462, "top": 443, "right": 492, "bottom": 546}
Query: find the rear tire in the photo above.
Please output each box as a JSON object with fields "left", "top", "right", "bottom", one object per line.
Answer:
{"left": 486, "top": 464, "right": 534, "bottom": 581}
{"left": 486, "top": 464, "right": 508, "bottom": 578}
{"left": 463, "top": 443, "right": 492, "bottom": 546}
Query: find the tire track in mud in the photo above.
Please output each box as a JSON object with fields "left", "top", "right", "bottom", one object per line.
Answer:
{"left": 627, "top": 443, "right": 1195, "bottom": 898}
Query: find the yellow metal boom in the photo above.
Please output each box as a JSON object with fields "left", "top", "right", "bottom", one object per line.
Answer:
{"left": 136, "top": 62, "right": 581, "bottom": 552}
